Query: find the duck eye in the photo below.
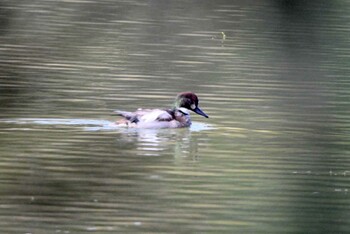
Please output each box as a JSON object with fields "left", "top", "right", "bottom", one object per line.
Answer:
{"left": 190, "top": 104, "right": 196, "bottom": 109}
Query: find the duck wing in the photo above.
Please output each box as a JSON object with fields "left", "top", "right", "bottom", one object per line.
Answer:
{"left": 114, "top": 109, "right": 173, "bottom": 123}
{"left": 138, "top": 109, "right": 173, "bottom": 122}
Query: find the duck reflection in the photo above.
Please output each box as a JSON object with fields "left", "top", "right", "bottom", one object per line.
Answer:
{"left": 115, "top": 127, "right": 202, "bottom": 160}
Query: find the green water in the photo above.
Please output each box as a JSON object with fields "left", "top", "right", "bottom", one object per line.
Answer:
{"left": 0, "top": 1, "right": 350, "bottom": 233}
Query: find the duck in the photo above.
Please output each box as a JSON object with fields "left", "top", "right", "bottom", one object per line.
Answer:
{"left": 113, "top": 92, "right": 209, "bottom": 128}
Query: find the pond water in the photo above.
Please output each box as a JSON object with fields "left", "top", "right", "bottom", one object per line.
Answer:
{"left": 0, "top": 1, "right": 350, "bottom": 233}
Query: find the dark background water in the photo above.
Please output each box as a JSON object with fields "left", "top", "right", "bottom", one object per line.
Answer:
{"left": 0, "top": 0, "right": 349, "bottom": 233}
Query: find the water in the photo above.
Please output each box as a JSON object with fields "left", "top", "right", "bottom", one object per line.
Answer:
{"left": 1, "top": 1, "right": 350, "bottom": 233}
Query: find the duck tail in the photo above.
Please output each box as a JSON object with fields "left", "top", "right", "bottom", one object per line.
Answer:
{"left": 112, "top": 110, "right": 139, "bottom": 123}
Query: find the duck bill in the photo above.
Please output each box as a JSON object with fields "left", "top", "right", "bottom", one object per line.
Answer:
{"left": 193, "top": 107, "right": 209, "bottom": 118}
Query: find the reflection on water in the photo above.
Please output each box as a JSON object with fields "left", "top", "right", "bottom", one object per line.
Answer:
{"left": 1, "top": 118, "right": 213, "bottom": 159}
{"left": 1, "top": 0, "right": 350, "bottom": 233}
{"left": 0, "top": 118, "right": 213, "bottom": 132}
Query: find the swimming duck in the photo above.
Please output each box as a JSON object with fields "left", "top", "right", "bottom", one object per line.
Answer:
{"left": 114, "top": 92, "right": 209, "bottom": 128}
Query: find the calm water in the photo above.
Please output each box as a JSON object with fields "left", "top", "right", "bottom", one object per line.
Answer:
{"left": 1, "top": 1, "right": 350, "bottom": 233}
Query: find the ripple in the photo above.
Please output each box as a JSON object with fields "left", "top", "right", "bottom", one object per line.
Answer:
{"left": 0, "top": 118, "right": 214, "bottom": 132}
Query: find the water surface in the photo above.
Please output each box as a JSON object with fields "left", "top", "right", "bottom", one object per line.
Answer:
{"left": 0, "top": 1, "right": 350, "bottom": 233}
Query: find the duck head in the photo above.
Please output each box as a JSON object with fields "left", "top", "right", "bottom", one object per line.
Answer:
{"left": 175, "top": 92, "right": 209, "bottom": 118}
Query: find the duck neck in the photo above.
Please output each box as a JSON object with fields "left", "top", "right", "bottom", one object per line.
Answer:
{"left": 173, "top": 96, "right": 185, "bottom": 110}
{"left": 172, "top": 102, "right": 180, "bottom": 111}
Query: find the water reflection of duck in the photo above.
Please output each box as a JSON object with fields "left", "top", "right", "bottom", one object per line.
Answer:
{"left": 114, "top": 92, "right": 209, "bottom": 128}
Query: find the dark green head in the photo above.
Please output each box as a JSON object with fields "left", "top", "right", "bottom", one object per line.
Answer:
{"left": 174, "top": 92, "right": 209, "bottom": 118}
